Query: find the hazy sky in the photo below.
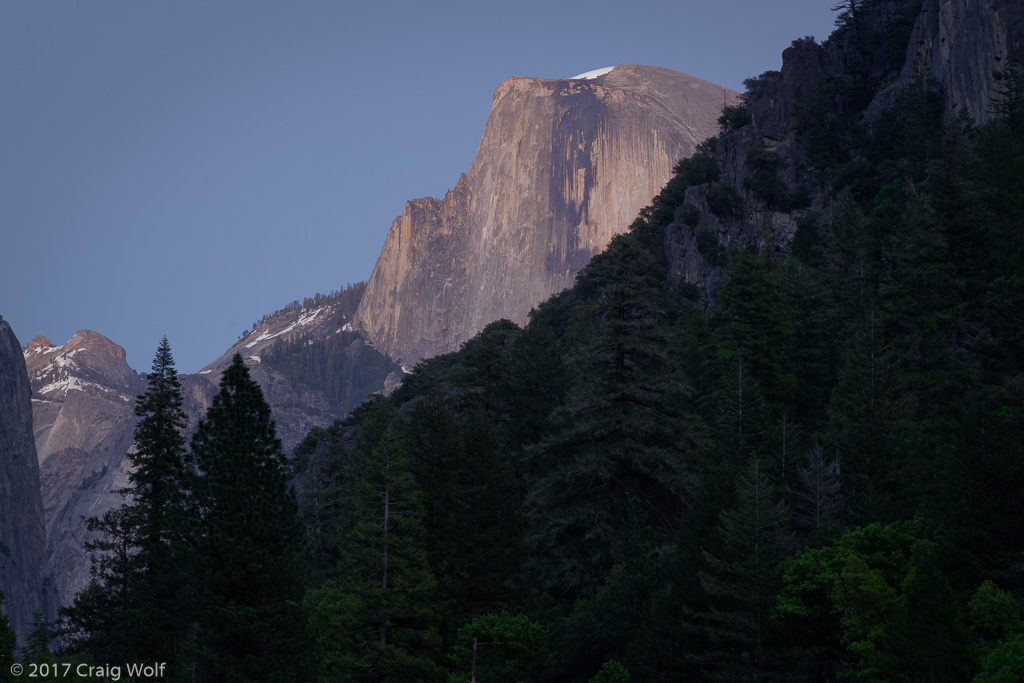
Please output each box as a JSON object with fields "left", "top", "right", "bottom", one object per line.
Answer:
{"left": 2, "top": 1, "right": 838, "bottom": 374}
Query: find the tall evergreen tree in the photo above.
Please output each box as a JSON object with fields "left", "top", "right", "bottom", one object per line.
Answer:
{"left": 692, "top": 457, "right": 792, "bottom": 681}
{"left": 338, "top": 396, "right": 441, "bottom": 682}
{"left": 525, "top": 235, "right": 698, "bottom": 598}
{"left": 403, "top": 394, "right": 525, "bottom": 649}
{"left": 59, "top": 500, "right": 140, "bottom": 661}
{"left": 182, "top": 354, "right": 308, "bottom": 682}
{"left": 60, "top": 338, "right": 189, "bottom": 663}
{"left": 126, "top": 336, "right": 188, "bottom": 660}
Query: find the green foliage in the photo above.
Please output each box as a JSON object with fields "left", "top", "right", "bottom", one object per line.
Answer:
{"left": 742, "top": 70, "right": 781, "bottom": 101}
{"left": 970, "top": 581, "right": 1024, "bottom": 659}
{"left": 337, "top": 397, "right": 442, "bottom": 682}
{"left": 59, "top": 506, "right": 140, "bottom": 662}
{"left": 126, "top": 336, "right": 188, "bottom": 659}
{"left": 680, "top": 202, "right": 701, "bottom": 228}
{"left": 304, "top": 580, "right": 360, "bottom": 682}
{"left": 974, "top": 635, "right": 1024, "bottom": 683}
{"left": 706, "top": 182, "right": 743, "bottom": 219}
{"left": 262, "top": 328, "right": 399, "bottom": 405}
{"left": 524, "top": 235, "right": 698, "bottom": 597}
{"left": 693, "top": 457, "right": 793, "bottom": 681}
{"left": 745, "top": 146, "right": 788, "bottom": 208}
{"left": 717, "top": 104, "right": 750, "bottom": 134}
{"left": 589, "top": 660, "right": 630, "bottom": 683}
{"left": 672, "top": 138, "right": 721, "bottom": 188}
{"left": 448, "top": 612, "right": 546, "bottom": 683}
{"left": 777, "top": 518, "right": 975, "bottom": 680}
{"left": 695, "top": 227, "right": 726, "bottom": 267}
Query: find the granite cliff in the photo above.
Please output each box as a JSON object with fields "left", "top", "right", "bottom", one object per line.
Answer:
{"left": 0, "top": 318, "right": 48, "bottom": 643}
{"left": 25, "top": 330, "right": 152, "bottom": 607}
{"left": 355, "top": 64, "right": 739, "bottom": 365}
{"left": 664, "top": 0, "right": 1024, "bottom": 301}
{"left": 872, "top": 0, "right": 1024, "bottom": 125}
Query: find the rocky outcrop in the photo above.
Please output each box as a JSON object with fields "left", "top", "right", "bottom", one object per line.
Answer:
{"left": 0, "top": 318, "right": 48, "bottom": 643}
{"left": 198, "top": 301, "right": 397, "bottom": 445}
{"left": 25, "top": 331, "right": 145, "bottom": 466}
{"left": 665, "top": 0, "right": 1024, "bottom": 297}
{"left": 875, "top": 0, "right": 1024, "bottom": 125}
{"left": 356, "top": 65, "right": 738, "bottom": 365}
{"left": 25, "top": 331, "right": 148, "bottom": 606}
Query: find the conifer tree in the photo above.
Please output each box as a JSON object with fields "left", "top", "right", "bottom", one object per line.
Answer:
{"left": 403, "top": 395, "right": 525, "bottom": 648}
{"left": 182, "top": 354, "right": 308, "bottom": 682}
{"left": 339, "top": 396, "right": 441, "bottom": 682}
{"left": 791, "top": 443, "right": 844, "bottom": 542}
{"left": 525, "top": 236, "right": 698, "bottom": 597}
{"left": 59, "top": 506, "right": 139, "bottom": 662}
{"left": 25, "top": 609, "right": 54, "bottom": 664}
{"left": 126, "top": 336, "right": 188, "bottom": 660}
{"left": 694, "top": 457, "right": 792, "bottom": 681}
{"left": 61, "top": 338, "right": 189, "bottom": 663}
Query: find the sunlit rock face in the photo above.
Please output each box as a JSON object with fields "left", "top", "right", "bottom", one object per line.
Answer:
{"left": 23, "top": 330, "right": 147, "bottom": 608}
{"left": 0, "top": 318, "right": 48, "bottom": 644}
{"left": 356, "top": 64, "right": 739, "bottom": 365}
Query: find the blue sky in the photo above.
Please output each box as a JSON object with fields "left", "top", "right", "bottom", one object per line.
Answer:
{"left": 1, "top": 1, "right": 838, "bottom": 374}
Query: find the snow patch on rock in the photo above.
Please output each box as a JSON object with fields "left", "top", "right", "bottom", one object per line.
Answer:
{"left": 570, "top": 66, "right": 615, "bottom": 80}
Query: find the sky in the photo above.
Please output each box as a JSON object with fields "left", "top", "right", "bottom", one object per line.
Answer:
{"left": 1, "top": 1, "right": 839, "bottom": 374}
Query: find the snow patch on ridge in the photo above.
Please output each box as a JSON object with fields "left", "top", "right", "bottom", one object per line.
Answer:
{"left": 570, "top": 66, "right": 615, "bottom": 80}
{"left": 244, "top": 307, "right": 326, "bottom": 349}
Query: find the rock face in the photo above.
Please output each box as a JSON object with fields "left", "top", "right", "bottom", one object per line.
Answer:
{"left": 24, "top": 330, "right": 148, "bottom": 607}
{"left": 355, "top": 64, "right": 738, "bottom": 365}
{"left": 876, "top": 0, "right": 1024, "bottom": 125}
{"left": 198, "top": 299, "right": 397, "bottom": 446}
{"left": 664, "top": 0, "right": 1024, "bottom": 299}
{"left": 0, "top": 318, "right": 48, "bottom": 643}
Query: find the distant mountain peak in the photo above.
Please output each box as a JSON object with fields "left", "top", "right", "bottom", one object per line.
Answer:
{"left": 23, "top": 328, "right": 141, "bottom": 405}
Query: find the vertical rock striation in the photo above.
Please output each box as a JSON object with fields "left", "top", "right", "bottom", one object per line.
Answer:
{"left": 355, "top": 65, "right": 738, "bottom": 365}
{"left": 876, "top": 0, "right": 1024, "bottom": 125}
{"left": 0, "top": 318, "right": 47, "bottom": 643}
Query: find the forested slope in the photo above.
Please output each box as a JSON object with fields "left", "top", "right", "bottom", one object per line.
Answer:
{"left": 294, "top": 2, "right": 1024, "bottom": 680}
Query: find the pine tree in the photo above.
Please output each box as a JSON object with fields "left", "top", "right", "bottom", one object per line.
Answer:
{"left": 403, "top": 395, "right": 525, "bottom": 649}
{"left": 58, "top": 506, "right": 139, "bottom": 662}
{"left": 339, "top": 396, "right": 441, "bottom": 682}
{"left": 60, "top": 338, "right": 190, "bottom": 663}
{"left": 525, "top": 235, "right": 698, "bottom": 597}
{"left": 126, "top": 336, "right": 188, "bottom": 661}
{"left": 711, "top": 248, "right": 797, "bottom": 416}
{"left": 25, "top": 609, "right": 53, "bottom": 664}
{"left": 182, "top": 354, "right": 308, "bottom": 682}
{"left": 791, "top": 443, "right": 844, "bottom": 542}
{"left": 694, "top": 457, "right": 792, "bottom": 681}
